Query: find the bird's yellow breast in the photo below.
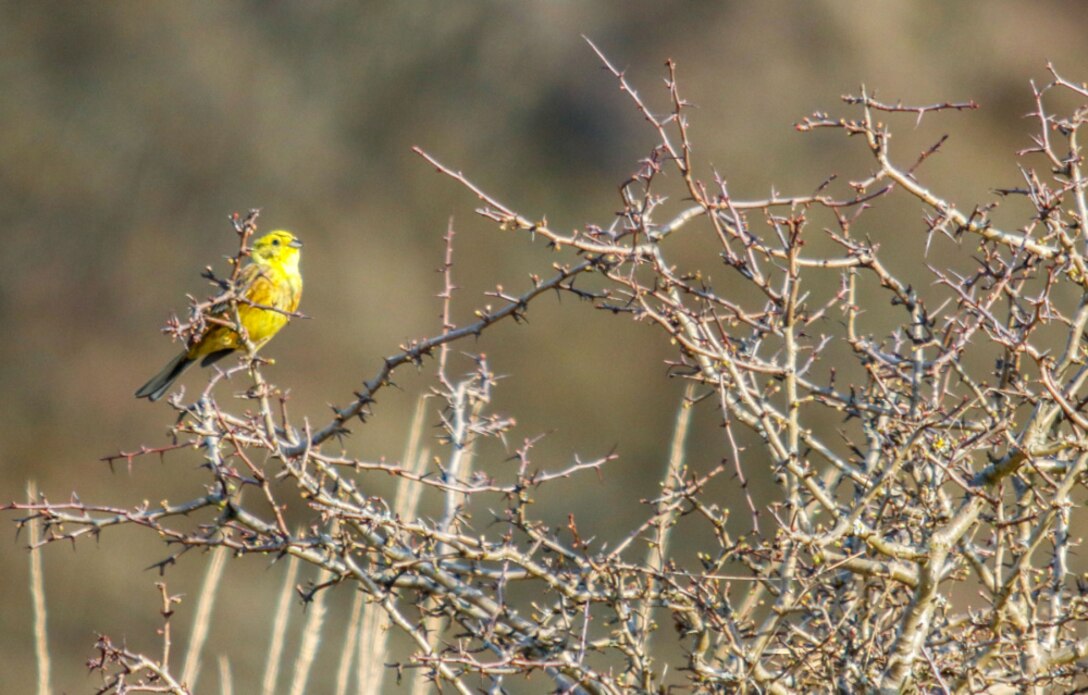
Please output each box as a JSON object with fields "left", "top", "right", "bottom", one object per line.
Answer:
{"left": 188, "top": 256, "right": 303, "bottom": 359}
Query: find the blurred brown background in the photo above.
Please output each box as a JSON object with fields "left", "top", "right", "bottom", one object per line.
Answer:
{"left": 4, "top": 2, "right": 1088, "bottom": 692}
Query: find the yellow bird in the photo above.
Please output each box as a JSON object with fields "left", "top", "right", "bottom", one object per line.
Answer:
{"left": 135, "top": 230, "right": 304, "bottom": 401}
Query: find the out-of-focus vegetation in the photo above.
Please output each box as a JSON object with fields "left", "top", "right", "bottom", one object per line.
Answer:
{"left": 6, "top": 3, "right": 1088, "bottom": 692}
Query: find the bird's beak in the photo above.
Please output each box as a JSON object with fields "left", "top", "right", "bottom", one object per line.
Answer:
{"left": 289, "top": 238, "right": 303, "bottom": 249}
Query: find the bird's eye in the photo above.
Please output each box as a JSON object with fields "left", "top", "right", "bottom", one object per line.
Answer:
{"left": 272, "top": 239, "right": 280, "bottom": 246}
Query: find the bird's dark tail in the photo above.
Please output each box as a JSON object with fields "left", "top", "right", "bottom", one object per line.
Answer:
{"left": 134, "top": 351, "right": 195, "bottom": 401}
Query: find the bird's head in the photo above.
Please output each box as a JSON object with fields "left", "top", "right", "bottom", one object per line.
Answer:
{"left": 251, "top": 230, "right": 302, "bottom": 271}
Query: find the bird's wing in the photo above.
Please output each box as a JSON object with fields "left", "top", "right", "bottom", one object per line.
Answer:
{"left": 206, "top": 262, "right": 264, "bottom": 317}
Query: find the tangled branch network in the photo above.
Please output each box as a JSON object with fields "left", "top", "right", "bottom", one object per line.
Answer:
{"left": 13, "top": 49, "right": 1088, "bottom": 694}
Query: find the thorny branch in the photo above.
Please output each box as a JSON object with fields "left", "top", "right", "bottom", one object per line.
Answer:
{"left": 86, "top": 584, "right": 190, "bottom": 694}
{"left": 12, "top": 51, "right": 1088, "bottom": 694}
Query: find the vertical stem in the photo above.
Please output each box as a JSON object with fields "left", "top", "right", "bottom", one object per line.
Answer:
{"left": 27, "top": 481, "right": 52, "bottom": 695}
{"left": 261, "top": 553, "right": 299, "bottom": 695}
{"left": 640, "top": 383, "right": 696, "bottom": 662}
{"left": 181, "top": 545, "right": 229, "bottom": 690}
